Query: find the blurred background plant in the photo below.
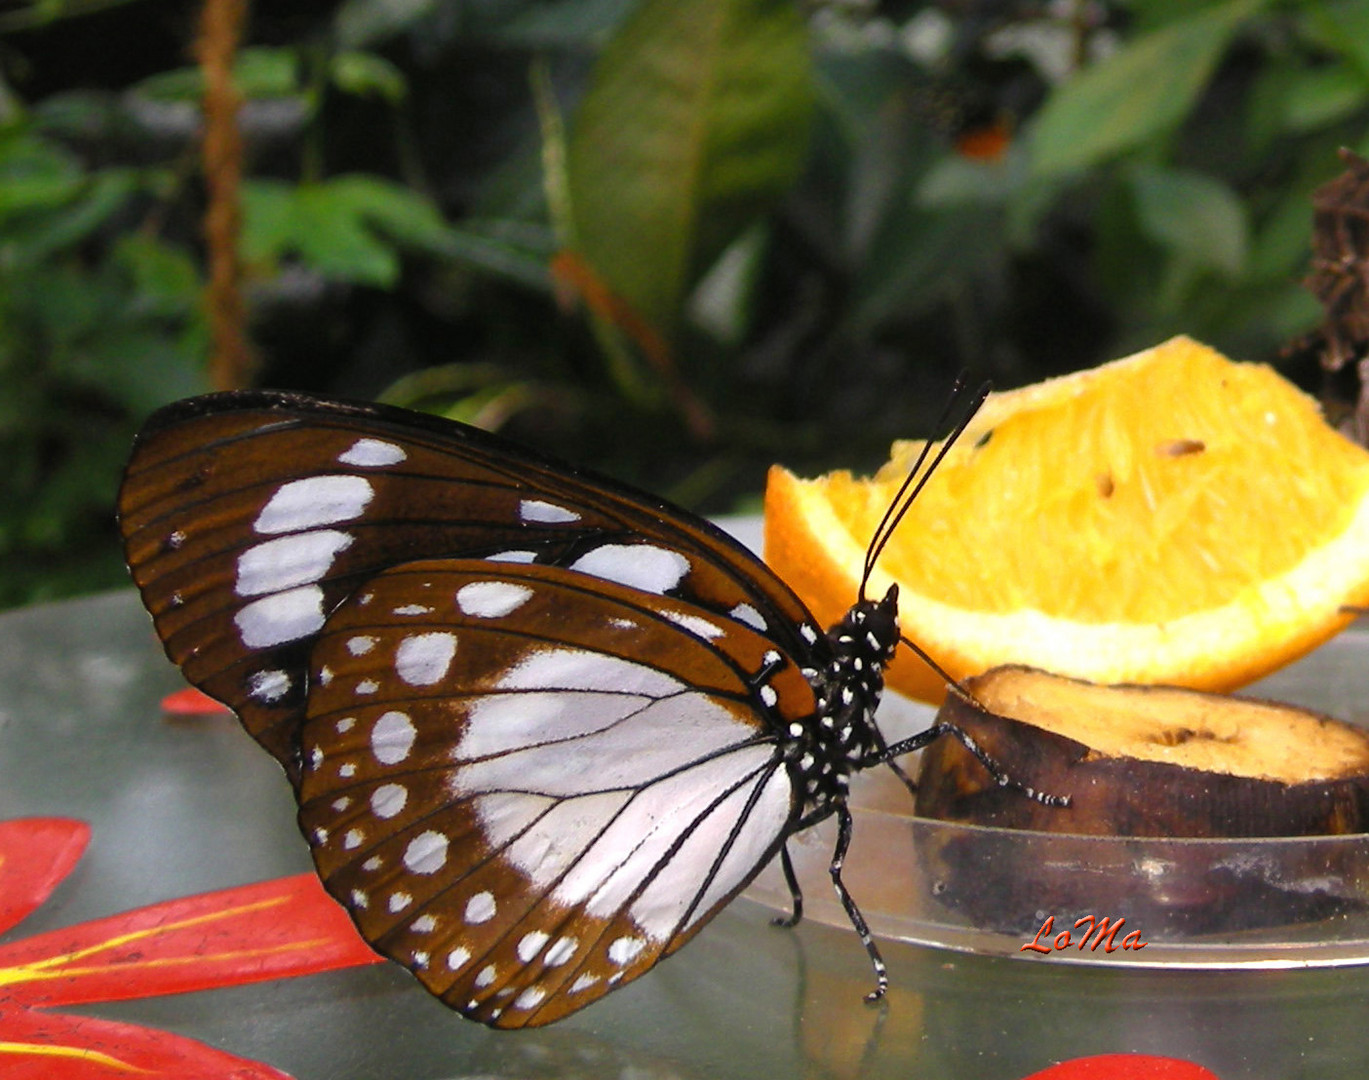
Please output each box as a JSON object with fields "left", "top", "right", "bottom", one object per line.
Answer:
{"left": 1, "top": 0, "right": 1366, "bottom": 607}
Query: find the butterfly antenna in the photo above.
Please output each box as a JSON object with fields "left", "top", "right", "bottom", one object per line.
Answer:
{"left": 859, "top": 379, "right": 991, "bottom": 599}
{"left": 897, "top": 633, "right": 964, "bottom": 692}
{"left": 860, "top": 378, "right": 966, "bottom": 591}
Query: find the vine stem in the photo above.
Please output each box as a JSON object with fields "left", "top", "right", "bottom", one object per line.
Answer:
{"left": 196, "top": 0, "right": 255, "bottom": 390}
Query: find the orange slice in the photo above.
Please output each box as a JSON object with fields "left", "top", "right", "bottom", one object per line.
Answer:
{"left": 765, "top": 336, "right": 1369, "bottom": 703}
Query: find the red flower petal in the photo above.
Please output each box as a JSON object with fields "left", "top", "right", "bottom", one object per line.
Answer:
{"left": 0, "top": 873, "right": 381, "bottom": 1008}
{"left": 1021, "top": 1054, "right": 1222, "bottom": 1080}
{"left": 160, "top": 687, "right": 231, "bottom": 715}
{"left": 0, "top": 1005, "right": 292, "bottom": 1080}
{"left": 0, "top": 819, "right": 91, "bottom": 936}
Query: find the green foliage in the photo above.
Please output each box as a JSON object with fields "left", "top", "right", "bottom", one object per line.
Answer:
{"left": 1028, "top": 0, "right": 1267, "bottom": 179}
{"left": 2, "top": 0, "right": 1369, "bottom": 608}
{"left": 565, "top": 0, "right": 813, "bottom": 336}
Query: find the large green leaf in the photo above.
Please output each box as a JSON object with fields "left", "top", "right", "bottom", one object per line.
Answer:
{"left": 1128, "top": 164, "right": 1248, "bottom": 276}
{"left": 1028, "top": 0, "right": 1265, "bottom": 179}
{"left": 565, "top": 0, "right": 813, "bottom": 335}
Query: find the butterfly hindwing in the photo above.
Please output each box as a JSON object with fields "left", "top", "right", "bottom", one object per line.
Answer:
{"left": 118, "top": 391, "right": 827, "bottom": 775}
{"left": 294, "top": 559, "right": 805, "bottom": 1026}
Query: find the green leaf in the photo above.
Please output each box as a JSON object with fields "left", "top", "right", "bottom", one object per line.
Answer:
{"left": 0, "top": 169, "right": 135, "bottom": 265}
{"left": 1028, "top": 0, "right": 1265, "bottom": 178}
{"left": 133, "top": 47, "right": 301, "bottom": 102}
{"left": 1128, "top": 164, "right": 1248, "bottom": 276}
{"left": 0, "top": 129, "right": 83, "bottom": 218}
{"left": 1279, "top": 63, "right": 1369, "bottom": 133}
{"left": 331, "top": 51, "right": 408, "bottom": 104}
{"left": 335, "top": 0, "right": 440, "bottom": 49}
{"left": 565, "top": 0, "right": 814, "bottom": 335}
{"left": 242, "top": 178, "right": 398, "bottom": 286}
{"left": 293, "top": 185, "right": 403, "bottom": 287}
{"left": 243, "top": 176, "right": 551, "bottom": 290}
{"left": 113, "top": 233, "right": 202, "bottom": 318}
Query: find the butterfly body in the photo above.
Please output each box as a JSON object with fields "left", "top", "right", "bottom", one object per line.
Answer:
{"left": 119, "top": 391, "right": 931, "bottom": 1028}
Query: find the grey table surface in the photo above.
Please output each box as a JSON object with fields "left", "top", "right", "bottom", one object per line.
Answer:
{"left": 3, "top": 584, "right": 1368, "bottom": 1080}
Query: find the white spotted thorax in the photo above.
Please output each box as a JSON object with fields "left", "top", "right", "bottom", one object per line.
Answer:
{"left": 788, "top": 586, "right": 901, "bottom": 813}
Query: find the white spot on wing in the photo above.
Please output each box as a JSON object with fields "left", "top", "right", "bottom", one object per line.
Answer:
{"left": 347, "top": 635, "right": 376, "bottom": 656}
{"left": 234, "top": 530, "right": 353, "bottom": 598}
{"left": 247, "top": 668, "right": 291, "bottom": 702}
{"left": 254, "top": 476, "right": 373, "bottom": 534}
{"left": 403, "top": 831, "right": 449, "bottom": 874}
{"left": 447, "top": 946, "right": 471, "bottom": 970}
{"left": 517, "top": 931, "right": 549, "bottom": 962}
{"left": 663, "top": 610, "right": 724, "bottom": 639}
{"left": 371, "top": 711, "right": 416, "bottom": 764}
{"left": 544, "top": 937, "right": 577, "bottom": 967}
{"left": 235, "top": 585, "right": 326, "bottom": 648}
{"left": 456, "top": 580, "right": 534, "bottom": 618}
{"left": 513, "top": 986, "right": 546, "bottom": 1011}
{"left": 465, "top": 891, "right": 497, "bottom": 924}
{"left": 519, "top": 499, "right": 580, "bottom": 524}
{"left": 395, "top": 632, "right": 457, "bottom": 686}
{"left": 607, "top": 936, "right": 645, "bottom": 965}
{"left": 495, "top": 647, "right": 684, "bottom": 696}
{"left": 393, "top": 604, "right": 433, "bottom": 616}
{"left": 370, "top": 783, "right": 407, "bottom": 818}
{"left": 730, "top": 603, "right": 767, "bottom": 631}
{"left": 568, "top": 543, "right": 689, "bottom": 594}
{"left": 337, "top": 438, "right": 406, "bottom": 468}
{"left": 488, "top": 549, "right": 537, "bottom": 563}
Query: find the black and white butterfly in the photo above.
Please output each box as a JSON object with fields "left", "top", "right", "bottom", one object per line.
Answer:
{"left": 118, "top": 389, "right": 1050, "bottom": 1029}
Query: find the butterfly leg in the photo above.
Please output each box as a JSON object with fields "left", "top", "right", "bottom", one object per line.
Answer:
{"left": 830, "top": 802, "right": 889, "bottom": 1003}
{"left": 770, "top": 844, "right": 805, "bottom": 928}
{"left": 879, "top": 723, "right": 1070, "bottom": 808}
{"left": 866, "top": 724, "right": 920, "bottom": 800}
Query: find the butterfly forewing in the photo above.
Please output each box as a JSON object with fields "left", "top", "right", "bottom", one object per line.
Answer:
{"left": 118, "top": 391, "right": 827, "bottom": 775}
{"left": 294, "top": 559, "right": 805, "bottom": 1026}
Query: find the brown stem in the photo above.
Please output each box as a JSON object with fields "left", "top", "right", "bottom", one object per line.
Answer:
{"left": 196, "top": 0, "right": 255, "bottom": 390}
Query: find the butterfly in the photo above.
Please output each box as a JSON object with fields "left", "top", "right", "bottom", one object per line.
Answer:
{"left": 118, "top": 389, "right": 1054, "bottom": 1029}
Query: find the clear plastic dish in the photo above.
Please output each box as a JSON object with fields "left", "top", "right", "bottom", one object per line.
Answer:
{"left": 744, "top": 626, "right": 1369, "bottom": 969}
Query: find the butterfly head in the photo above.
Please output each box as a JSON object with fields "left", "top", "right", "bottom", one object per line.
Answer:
{"left": 837, "top": 584, "right": 901, "bottom": 666}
